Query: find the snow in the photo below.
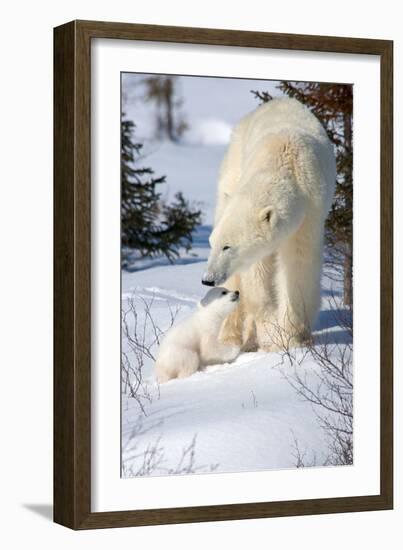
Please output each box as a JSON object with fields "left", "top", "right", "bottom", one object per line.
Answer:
{"left": 185, "top": 118, "right": 232, "bottom": 145}
{"left": 121, "top": 231, "right": 351, "bottom": 478}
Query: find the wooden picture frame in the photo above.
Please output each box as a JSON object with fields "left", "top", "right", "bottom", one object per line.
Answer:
{"left": 54, "top": 20, "right": 393, "bottom": 530}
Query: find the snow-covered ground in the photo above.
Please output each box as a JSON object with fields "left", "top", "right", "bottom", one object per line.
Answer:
{"left": 121, "top": 75, "right": 352, "bottom": 478}
{"left": 121, "top": 227, "right": 352, "bottom": 478}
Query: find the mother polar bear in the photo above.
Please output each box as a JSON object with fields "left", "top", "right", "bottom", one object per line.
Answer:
{"left": 202, "top": 98, "right": 336, "bottom": 352}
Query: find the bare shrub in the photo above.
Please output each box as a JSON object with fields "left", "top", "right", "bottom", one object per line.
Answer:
{"left": 290, "top": 431, "right": 318, "bottom": 468}
{"left": 122, "top": 417, "right": 219, "bottom": 477}
{"left": 121, "top": 291, "right": 180, "bottom": 413}
{"left": 241, "top": 390, "right": 259, "bottom": 409}
{"left": 273, "top": 295, "right": 353, "bottom": 467}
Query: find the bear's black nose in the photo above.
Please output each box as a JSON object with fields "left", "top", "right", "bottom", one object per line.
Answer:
{"left": 202, "top": 279, "right": 215, "bottom": 287}
{"left": 234, "top": 290, "right": 240, "bottom": 296}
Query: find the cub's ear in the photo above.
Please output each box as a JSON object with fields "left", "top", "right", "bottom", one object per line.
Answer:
{"left": 259, "top": 206, "right": 273, "bottom": 224}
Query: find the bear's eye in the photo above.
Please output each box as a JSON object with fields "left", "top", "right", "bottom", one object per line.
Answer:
{"left": 222, "top": 245, "right": 231, "bottom": 251}
{"left": 222, "top": 291, "right": 228, "bottom": 295}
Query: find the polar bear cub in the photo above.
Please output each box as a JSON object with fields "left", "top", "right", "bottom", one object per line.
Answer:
{"left": 155, "top": 287, "right": 241, "bottom": 383}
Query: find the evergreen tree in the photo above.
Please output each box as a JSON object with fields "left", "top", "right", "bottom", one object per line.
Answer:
{"left": 121, "top": 117, "right": 201, "bottom": 263}
{"left": 252, "top": 84, "right": 353, "bottom": 306}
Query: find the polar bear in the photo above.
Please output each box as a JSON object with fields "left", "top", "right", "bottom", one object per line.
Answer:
{"left": 155, "top": 287, "right": 241, "bottom": 383}
{"left": 202, "top": 98, "right": 336, "bottom": 351}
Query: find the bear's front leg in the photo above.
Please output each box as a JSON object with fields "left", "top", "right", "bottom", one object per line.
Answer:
{"left": 266, "top": 218, "right": 323, "bottom": 351}
{"left": 218, "top": 308, "right": 243, "bottom": 347}
{"left": 240, "top": 315, "right": 258, "bottom": 352}
{"left": 219, "top": 309, "right": 259, "bottom": 352}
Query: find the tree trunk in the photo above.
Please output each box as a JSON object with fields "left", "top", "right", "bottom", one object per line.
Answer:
{"left": 343, "top": 245, "right": 353, "bottom": 306}
{"left": 165, "top": 79, "right": 176, "bottom": 142}
{"left": 343, "top": 111, "right": 353, "bottom": 307}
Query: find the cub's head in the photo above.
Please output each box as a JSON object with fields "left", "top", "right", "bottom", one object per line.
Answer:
{"left": 199, "top": 287, "right": 240, "bottom": 317}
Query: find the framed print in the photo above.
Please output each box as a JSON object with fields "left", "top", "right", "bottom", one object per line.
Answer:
{"left": 54, "top": 20, "right": 393, "bottom": 529}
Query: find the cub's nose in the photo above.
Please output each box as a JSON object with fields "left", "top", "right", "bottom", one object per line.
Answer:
{"left": 231, "top": 290, "right": 240, "bottom": 302}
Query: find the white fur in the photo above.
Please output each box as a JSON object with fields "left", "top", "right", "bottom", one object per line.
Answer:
{"left": 204, "top": 98, "right": 336, "bottom": 350}
{"left": 155, "top": 290, "right": 240, "bottom": 383}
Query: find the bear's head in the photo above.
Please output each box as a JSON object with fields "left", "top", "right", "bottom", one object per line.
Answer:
{"left": 199, "top": 286, "right": 240, "bottom": 318}
{"left": 202, "top": 187, "right": 304, "bottom": 287}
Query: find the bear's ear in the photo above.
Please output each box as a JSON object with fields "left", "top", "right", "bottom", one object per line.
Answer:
{"left": 259, "top": 206, "right": 273, "bottom": 224}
